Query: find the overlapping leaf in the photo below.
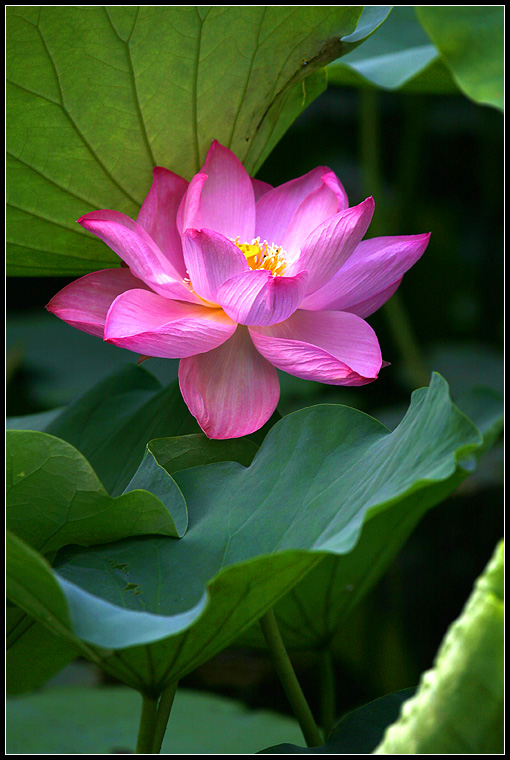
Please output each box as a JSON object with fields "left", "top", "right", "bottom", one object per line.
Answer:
{"left": 7, "top": 364, "right": 200, "bottom": 495}
{"left": 328, "top": 5, "right": 503, "bottom": 111}
{"left": 6, "top": 6, "right": 389, "bottom": 275}
{"left": 6, "top": 426, "right": 188, "bottom": 693}
{"left": 416, "top": 6, "right": 503, "bottom": 111}
{"left": 328, "top": 6, "right": 456, "bottom": 93}
{"left": 6, "top": 369, "right": 201, "bottom": 693}
{"left": 8, "top": 374, "right": 485, "bottom": 693}
{"left": 7, "top": 430, "right": 186, "bottom": 553}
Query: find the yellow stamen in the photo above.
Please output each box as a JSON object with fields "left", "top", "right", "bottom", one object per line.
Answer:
{"left": 231, "top": 236, "right": 288, "bottom": 276}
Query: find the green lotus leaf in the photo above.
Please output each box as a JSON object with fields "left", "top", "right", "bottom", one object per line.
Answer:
{"left": 8, "top": 374, "right": 485, "bottom": 695}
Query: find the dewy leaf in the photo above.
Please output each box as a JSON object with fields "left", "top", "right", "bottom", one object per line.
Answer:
{"left": 415, "top": 6, "right": 503, "bottom": 111}
{"left": 327, "top": 6, "right": 457, "bottom": 93}
{"left": 6, "top": 6, "right": 386, "bottom": 276}
{"left": 8, "top": 374, "right": 485, "bottom": 694}
{"left": 373, "top": 541, "right": 504, "bottom": 754}
{"left": 259, "top": 687, "right": 416, "bottom": 754}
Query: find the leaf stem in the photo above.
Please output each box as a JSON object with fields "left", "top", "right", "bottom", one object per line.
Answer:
{"left": 136, "top": 693, "right": 159, "bottom": 754}
{"left": 319, "top": 648, "right": 336, "bottom": 738}
{"left": 359, "top": 89, "right": 430, "bottom": 389}
{"left": 151, "top": 681, "right": 179, "bottom": 753}
{"left": 260, "top": 609, "right": 323, "bottom": 747}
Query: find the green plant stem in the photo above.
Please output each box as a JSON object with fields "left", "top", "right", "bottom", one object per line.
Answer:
{"left": 360, "top": 89, "right": 383, "bottom": 216}
{"left": 260, "top": 609, "right": 323, "bottom": 747}
{"left": 151, "top": 681, "right": 179, "bottom": 753}
{"left": 383, "top": 293, "right": 430, "bottom": 387}
{"left": 136, "top": 693, "right": 159, "bottom": 754}
{"left": 359, "top": 89, "right": 430, "bottom": 389}
{"left": 319, "top": 649, "right": 336, "bottom": 738}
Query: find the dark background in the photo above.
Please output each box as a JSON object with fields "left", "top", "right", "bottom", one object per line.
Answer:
{"left": 6, "top": 83, "right": 504, "bottom": 723}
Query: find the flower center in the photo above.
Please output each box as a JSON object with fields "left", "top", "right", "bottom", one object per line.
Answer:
{"left": 231, "top": 236, "right": 288, "bottom": 276}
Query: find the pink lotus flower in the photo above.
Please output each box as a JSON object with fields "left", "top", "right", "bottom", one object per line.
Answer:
{"left": 47, "top": 141, "right": 429, "bottom": 439}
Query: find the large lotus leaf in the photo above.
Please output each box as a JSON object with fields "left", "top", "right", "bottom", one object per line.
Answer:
{"left": 259, "top": 687, "right": 416, "bottom": 754}
{"left": 6, "top": 530, "right": 209, "bottom": 689}
{"left": 415, "top": 6, "right": 503, "bottom": 111}
{"left": 6, "top": 424, "right": 187, "bottom": 694}
{"left": 6, "top": 686, "right": 302, "bottom": 754}
{"left": 6, "top": 389, "right": 261, "bottom": 695}
{"left": 328, "top": 6, "right": 456, "bottom": 93}
{"left": 8, "top": 374, "right": 484, "bottom": 693}
{"left": 373, "top": 540, "right": 504, "bottom": 754}
{"left": 6, "top": 6, "right": 391, "bottom": 276}
{"left": 237, "top": 384, "right": 503, "bottom": 651}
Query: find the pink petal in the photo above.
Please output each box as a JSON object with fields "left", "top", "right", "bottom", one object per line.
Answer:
{"left": 344, "top": 279, "right": 402, "bottom": 318}
{"left": 104, "top": 289, "right": 237, "bottom": 358}
{"left": 302, "top": 233, "right": 430, "bottom": 313}
{"left": 217, "top": 269, "right": 308, "bottom": 326}
{"left": 285, "top": 197, "right": 375, "bottom": 294}
{"left": 136, "top": 167, "right": 188, "bottom": 279}
{"left": 78, "top": 210, "right": 201, "bottom": 304}
{"left": 176, "top": 172, "right": 207, "bottom": 234}
{"left": 282, "top": 172, "right": 351, "bottom": 256}
{"left": 255, "top": 167, "right": 348, "bottom": 247}
{"left": 46, "top": 268, "right": 150, "bottom": 337}
{"left": 179, "top": 325, "right": 280, "bottom": 439}
{"left": 252, "top": 177, "right": 273, "bottom": 202}
{"left": 196, "top": 141, "right": 255, "bottom": 241}
{"left": 249, "top": 309, "right": 382, "bottom": 385}
{"left": 182, "top": 228, "right": 249, "bottom": 304}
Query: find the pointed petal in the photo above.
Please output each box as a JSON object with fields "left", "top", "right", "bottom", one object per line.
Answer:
{"left": 197, "top": 141, "right": 255, "bottom": 241}
{"left": 46, "top": 268, "right": 149, "bottom": 337}
{"left": 177, "top": 172, "right": 208, "bottom": 234}
{"left": 286, "top": 197, "right": 375, "bottom": 294}
{"left": 249, "top": 309, "right": 382, "bottom": 385}
{"left": 78, "top": 210, "right": 200, "bottom": 303}
{"left": 179, "top": 326, "right": 279, "bottom": 438}
{"left": 344, "top": 279, "right": 402, "bottom": 318}
{"left": 104, "top": 289, "right": 236, "bottom": 358}
{"left": 282, "top": 172, "right": 351, "bottom": 256}
{"left": 217, "top": 269, "right": 308, "bottom": 326}
{"left": 182, "top": 228, "right": 249, "bottom": 303}
{"left": 302, "top": 233, "right": 430, "bottom": 312}
{"left": 252, "top": 177, "right": 273, "bottom": 202}
{"left": 136, "top": 167, "right": 188, "bottom": 279}
{"left": 255, "top": 167, "right": 348, "bottom": 246}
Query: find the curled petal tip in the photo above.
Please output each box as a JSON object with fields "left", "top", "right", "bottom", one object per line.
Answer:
{"left": 183, "top": 227, "right": 202, "bottom": 239}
